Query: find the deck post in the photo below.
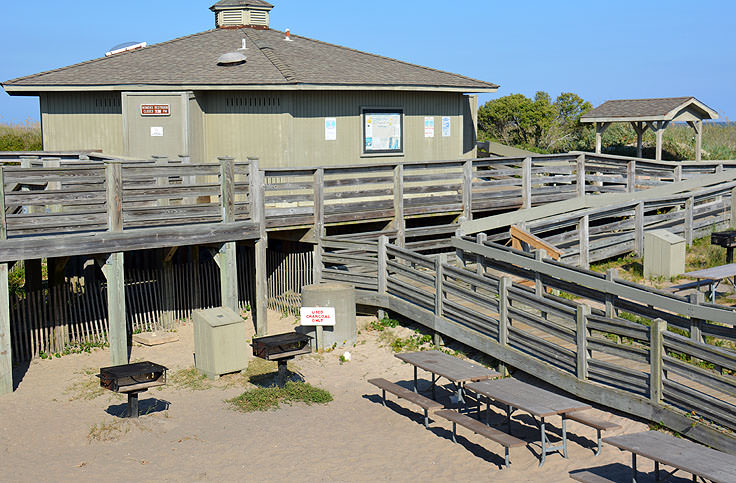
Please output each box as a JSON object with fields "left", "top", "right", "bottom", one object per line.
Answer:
{"left": 635, "top": 202, "right": 644, "bottom": 256}
{"left": 476, "top": 233, "right": 487, "bottom": 277}
{"left": 0, "top": 262, "right": 11, "bottom": 395}
{"left": 649, "top": 318, "right": 667, "bottom": 404}
{"left": 685, "top": 197, "right": 694, "bottom": 247}
{"left": 393, "top": 164, "right": 405, "bottom": 247}
{"left": 576, "top": 154, "right": 586, "bottom": 198}
{"left": 249, "top": 158, "right": 268, "bottom": 336}
{"left": 576, "top": 304, "right": 590, "bottom": 381}
{"left": 578, "top": 215, "right": 589, "bottom": 269}
{"left": 626, "top": 160, "right": 636, "bottom": 193}
{"left": 674, "top": 165, "right": 682, "bottom": 183}
{"left": 731, "top": 187, "right": 736, "bottom": 227}
{"left": 0, "top": 166, "right": 11, "bottom": 394}
{"left": 216, "top": 157, "right": 238, "bottom": 313}
{"left": 313, "top": 168, "right": 325, "bottom": 283}
{"left": 104, "top": 160, "right": 128, "bottom": 365}
{"left": 521, "top": 157, "right": 532, "bottom": 209}
{"left": 605, "top": 268, "right": 618, "bottom": 319}
{"left": 434, "top": 253, "right": 444, "bottom": 318}
{"left": 688, "top": 292, "right": 705, "bottom": 365}
{"left": 161, "top": 248, "right": 177, "bottom": 328}
{"left": 377, "top": 235, "right": 388, "bottom": 296}
{"left": 462, "top": 160, "right": 473, "bottom": 220}
{"left": 433, "top": 252, "right": 447, "bottom": 347}
{"left": 497, "top": 276, "right": 511, "bottom": 376}
{"left": 535, "top": 249, "right": 547, "bottom": 319}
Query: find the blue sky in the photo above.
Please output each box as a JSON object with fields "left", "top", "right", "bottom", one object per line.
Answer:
{"left": 1, "top": 0, "right": 734, "bottom": 124}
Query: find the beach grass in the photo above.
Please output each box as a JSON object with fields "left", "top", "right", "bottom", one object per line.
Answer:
{"left": 0, "top": 121, "right": 42, "bottom": 151}
{"left": 227, "top": 381, "right": 332, "bottom": 412}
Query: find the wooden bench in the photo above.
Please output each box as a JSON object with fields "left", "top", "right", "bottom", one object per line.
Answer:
{"left": 669, "top": 278, "right": 716, "bottom": 294}
{"left": 435, "top": 409, "right": 525, "bottom": 468}
{"left": 565, "top": 411, "right": 621, "bottom": 456}
{"left": 368, "top": 378, "right": 443, "bottom": 429}
{"left": 569, "top": 470, "right": 616, "bottom": 483}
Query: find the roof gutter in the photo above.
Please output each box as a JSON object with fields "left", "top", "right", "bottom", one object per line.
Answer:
{"left": 2, "top": 83, "right": 499, "bottom": 95}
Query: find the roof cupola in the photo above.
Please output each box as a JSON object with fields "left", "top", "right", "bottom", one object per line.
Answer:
{"left": 210, "top": 1, "right": 274, "bottom": 29}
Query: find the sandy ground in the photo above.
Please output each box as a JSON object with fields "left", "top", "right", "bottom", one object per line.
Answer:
{"left": 2, "top": 311, "right": 689, "bottom": 482}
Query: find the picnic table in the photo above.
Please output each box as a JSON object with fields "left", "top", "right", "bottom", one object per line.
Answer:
{"left": 466, "top": 378, "right": 591, "bottom": 467}
{"left": 603, "top": 431, "right": 736, "bottom": 483}
{"left": 395, "top": 350, "right": 498, "bottom": 405}
{"left": 682, "top": 263, "right": 736, "bottom": 302}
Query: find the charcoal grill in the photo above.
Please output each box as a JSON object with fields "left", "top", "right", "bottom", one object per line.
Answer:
{"left": 97, "top": 361, "right": 167, "bottom": 418}
{"left": 711, "top": 230, "right": 736, "bottom": 263}
{"left": 252, "top": 332, "right": 312, "bottom": 386}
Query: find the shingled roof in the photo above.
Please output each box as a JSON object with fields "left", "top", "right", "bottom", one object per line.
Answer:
{"left": 2, "top": 27, "right": 498, "bottom": 93}
{"left": 210, "top": 0, "right": 273, "bottom": 9}
{"left": 581, "top": 97, "right": 718, "bottom": 122}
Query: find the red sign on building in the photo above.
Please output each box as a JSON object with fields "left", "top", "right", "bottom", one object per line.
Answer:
{"left": 140, "top": 104, "right": 170, "bottom": 116}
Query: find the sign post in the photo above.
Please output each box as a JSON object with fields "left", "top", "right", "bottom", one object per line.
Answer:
{"left": 300, "top": 306, "right": 336, "bottom": 351}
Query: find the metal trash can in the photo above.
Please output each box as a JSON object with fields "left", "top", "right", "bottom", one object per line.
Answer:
{"left": 192, "top": 307, "right": 250, "bottom": 379}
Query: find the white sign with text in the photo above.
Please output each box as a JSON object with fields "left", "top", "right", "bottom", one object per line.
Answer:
{"left": 300, "top": 307, "right": 336, "bottom": 326}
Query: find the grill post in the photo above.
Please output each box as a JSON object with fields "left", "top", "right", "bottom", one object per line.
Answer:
{"left": 276, "top": 360, "right": 288, "bottom": 387}
{"left": 127, "top": 392, "right": 140, "bottom": 418}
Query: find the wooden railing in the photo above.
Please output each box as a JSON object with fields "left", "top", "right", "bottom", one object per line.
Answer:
{"left": 318, "top": 233, "right": 736, "bottom": 453}
{"left": 0, "top": 156, "right": 257, "bottom": 262}
{"left": 3, "top": 150, "right": 736, "bottom": 256}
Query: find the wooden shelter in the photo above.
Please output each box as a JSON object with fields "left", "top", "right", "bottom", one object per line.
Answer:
{"left": 581, "top": 97, "right": 718, "bottom": 161}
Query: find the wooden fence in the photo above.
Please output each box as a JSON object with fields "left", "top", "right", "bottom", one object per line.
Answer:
{"left": 7, "top": 239, "right": 319, "bottom": 362}
{"left": 319, "top": 233, "right": 736, "bottom": 453}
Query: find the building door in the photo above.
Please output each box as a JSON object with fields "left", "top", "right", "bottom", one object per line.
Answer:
{"left": 123, "top": 92, "right": 189, "bottom": 159}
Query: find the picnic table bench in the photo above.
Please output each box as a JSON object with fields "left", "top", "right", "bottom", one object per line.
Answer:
{"left": 368, "top": 378, "right": 442, "bottom": 429}
{"left": 395, "top": 350, "right": 499, "bottom": 406}
{"left": 435, "top": 409, "right": 525, "bottom": 468}
{"left": 466, "top": 378, "right": 591, "bottom": 467}
{"left": 603, "top": 430, "right": 736, "bottom": 483}
{"left": 565, "top": 411, "right": 621, "bottom": 456}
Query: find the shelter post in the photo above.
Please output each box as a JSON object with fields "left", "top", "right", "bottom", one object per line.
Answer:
{"left": 595, "top": 122, "right": 610, "bottom": 154}
{"left": 688, "top": 120, "right": 703, "bottom": 162}
{"left": 631, "top": 121, "right": 646, "bottom": 158}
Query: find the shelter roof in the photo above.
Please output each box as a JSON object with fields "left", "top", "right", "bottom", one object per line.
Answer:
{"left": 2, "top": 27, "right": 498, "bottom": 94}
{"left": 581, "top": 97, "right": 718, "bottom": 123}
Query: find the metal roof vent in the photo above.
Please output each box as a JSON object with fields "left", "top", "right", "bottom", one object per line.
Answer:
{"left": 217, "top": 51, "right": 247, "bottom": 66}
{"left": 105, "top": 41, "right": 147, "bottom": 57}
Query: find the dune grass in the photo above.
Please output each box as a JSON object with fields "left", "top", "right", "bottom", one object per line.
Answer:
{"left": 0, "top": 121, "right": 42, "bottom": 151}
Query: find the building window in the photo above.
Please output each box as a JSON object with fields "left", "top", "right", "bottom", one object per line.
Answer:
{"left": 362, "top": 108, "right": 403, "bottom": 155}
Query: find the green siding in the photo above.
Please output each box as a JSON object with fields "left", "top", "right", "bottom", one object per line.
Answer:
{"left": 39, "top": 90, "right": 476, "bottom": 167}
{"left": 41, "top": 92, "right": 123, "bottom": 153}
{"left": 204, "top": 90, "right": 472, "bottom": 168}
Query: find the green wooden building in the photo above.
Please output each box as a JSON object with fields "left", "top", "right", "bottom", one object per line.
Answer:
{"left": 2, "top": 1, "right": 498, "bottom": 168}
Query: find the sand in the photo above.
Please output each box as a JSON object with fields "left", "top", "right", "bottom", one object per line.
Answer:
{"left": 1, "top": 311, "right": 664, "bottom": 482}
